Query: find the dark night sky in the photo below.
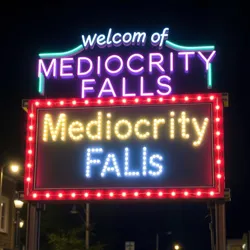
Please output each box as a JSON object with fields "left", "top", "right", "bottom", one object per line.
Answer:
{"left": 1, "top": 2, "right": 249, "bottom": 250}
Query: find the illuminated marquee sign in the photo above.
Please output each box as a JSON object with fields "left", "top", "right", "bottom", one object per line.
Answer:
{"left": 38, "top": 28, "right": 216, "bottom": 98}
{"left": 24, "top": 94, "right": 224, "bottom": 201}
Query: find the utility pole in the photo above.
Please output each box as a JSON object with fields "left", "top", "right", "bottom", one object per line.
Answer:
{"left": 85, "top": 203, "right": 90, "bottom": 250}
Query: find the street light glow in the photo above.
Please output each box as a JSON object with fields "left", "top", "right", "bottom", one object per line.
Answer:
{"left": 174, "top": 244, "right": 180, "bottom": 250}
{"left": 10, "top": 164, "right": 20, "bottom": 173}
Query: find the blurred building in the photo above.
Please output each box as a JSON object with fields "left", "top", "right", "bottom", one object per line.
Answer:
{"left": 0, "top": 176, "right": 16, "bottom": 250}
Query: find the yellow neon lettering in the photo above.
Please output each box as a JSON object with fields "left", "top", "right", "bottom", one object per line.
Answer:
{"left": 153, "top": 118, "right": 165, "bottom": 139}
{"left": 114, "top": 119, "right": 132, "bottom": 140}
{"left": 86, "top": 112, "right": 102, "bottom": 140}
{"left": 178, "top": 112, "right": 190, "bottom": 139}
{"left": 192, "top": 117, "right": 209, "bottom": 146}
{"left": 68, "top": 121, "right": 84, "bottom": 141}
{"left": 134, "top": 119, "right": 151, "bottom": 139}
{"left": 169, "top": 111, "right": 175, "bottom": 139}
{"left": 43, "top": 113, "right": 67, "bottom": 141}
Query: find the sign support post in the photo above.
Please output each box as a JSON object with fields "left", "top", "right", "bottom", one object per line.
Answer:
{"left": 215, "top": 202, "right": 226, "bottom": 250}
{"left": 26, "top": 202, "right": 41, "bottom": 250}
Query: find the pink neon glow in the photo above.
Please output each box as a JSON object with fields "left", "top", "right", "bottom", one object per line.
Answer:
{"left": 38, "top": 59, "right": 56, "bottom": 77}
{"left": 105, "top": 55, "right": 124, "bottom": 76}
{"left": 127, "top": 54, "right": 144, "bottom": 75}
{"left": 60, "top": 58, "right": 74, "bottom": 78}
{"left": 98, "top": 78, "right": 117, "bottom": 97}
{"left": 77, "top": 57, "right": 93, "bottom": 77}
{"left": 156, "top": 75, "right": 172, "bottom": 95}
{"left": 197, "top": 51, "right": 216, "bottom": 70}
{"left": 178, "top": 52, "right": 195, "bottom": 72}
{"left": 170, "top": 52, "right": 174, "bottom": 72}
{"left": 81, "top": 79, "right": 96, "bottom": 98}
{"left": 97, "top": 56, "right": 101, "bottom": 75}
{"left": 149, "top": 53, "right": 165, "bottom": 74}
{"left": 122, "top": 77, "right": 136, "bottom": 97}
{"left": 140, "top": 76, "right": 154, "bottom": 96}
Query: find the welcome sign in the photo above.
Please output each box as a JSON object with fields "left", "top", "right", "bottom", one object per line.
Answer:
{"left": 37, "top": 28, "right": 216, "bottom": 98}
{"left": 24, "top": 94, "right": 224, "bottom": 201}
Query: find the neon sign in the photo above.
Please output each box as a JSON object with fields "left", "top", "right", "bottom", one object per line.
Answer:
{"left": 24, "top": 94, "right": 225, "bottom": 201}
{"left": 38, "top": 28, "right": 216, "bottom": 98}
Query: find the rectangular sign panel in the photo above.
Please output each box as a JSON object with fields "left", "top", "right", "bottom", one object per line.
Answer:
{"left": 24, "top": 94, "right": 224, "bottom": 200}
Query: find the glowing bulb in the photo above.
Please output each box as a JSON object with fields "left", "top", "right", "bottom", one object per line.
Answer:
{"left": 122, "top": 192, "right": 127, "bottom": 197}
{"left": 71, "top": 193, "right": 76, "bottom": 198}
{"left": 147, "top": 98, "right": 151, "bottom": 102}
{"left": 210, "top": 95, "right": 214, "bottom": 100}
{"left": 46, "top": 193, "right": 50, "bottom": 198}
{"left": 122, "top": 99, "right": 127, "bottom": 103}
{"left": 60, "top": 101, "right": 64, "bottom": 105}
{"left": 35, "top": 101, "right": 39, "bottom": 106}
{"left": 32, "top": 193, "right": 37, "bottom": 198}
{"left": 134, "top": 192, "right": 139, "bottom": 197}
{"left": 84, "top": 193, "right": 89, "bottom": 198}
{"left": 171, "top": 191, "right": 176, "bottom": 196}
{"left": 217, "top": 173, "right": 222, "bottom": 179}
{"left": 184, "top": 96, "right": 189, "bottom": 101}
{"left": 72, "top": 100, "right": 76, "bottom": 105}
{"left": 109, "top": 192, "right": 114, "bottom": 197}
{"left": 172, "top": 97, "right": 176, "bottom": 101}
{"left": 197, "top": 96, "right": 201, "bottom": 100}
{"left": 58, "top": 193, "right": 63, "bottom": 198}
{"left": 159, "top": 97, "right": 163, "bottom": 102}
{"left": 210, "top": 191, "right": 214, "bottom": 196}
{"left": 184, "top": 191, "right": 189, "bottom": 196}
{"left": 197, "top": 191, "right": 201, "bottom": 196}
{"left": 146, "top": 192, "right": 151, "bottom": 197}
{"left": 158, "top": 191, "right": 163, "bottom": 196}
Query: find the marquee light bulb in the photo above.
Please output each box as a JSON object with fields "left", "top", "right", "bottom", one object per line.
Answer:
{"left": 216, "top": 117, "right": 220, "bottom": 122}
{"left": 60, "top": 101, "right": 64, "bottom": 105}
{"left": 46, "top": 193, "right": 50, "bottom": 198}
{"left": 134, "top": 192, "right": 139, "bottom": 197}
{"left": 184, "top": 96, "right": 189, "bottom": 101}
{"left": 172, "top": 97, "right": 176, "bottom": 101}
{"left": 27, "top": 163, "right": 31, "bottom": 168}
{"left": 97, "top": 192, "right": 101, "bottom": 197}
{"left": 135, "top": 98, "right": 139, "bottom": 103}
{"left": 216, "top": 145, "right": 221, "bottom": 150}
{"left": 216, "top": 105, "right": 220, "bottom": 110}
{"left": 210, "top": 96, "right": 214, "bottom": 100}
{"left": 171, "top": 191, "right": 176, "bottom": 196}
{"left": 197, "top": 191, "right": 201, "bottom": 196}
{"left": 72, "top": 100, "right": 76, "bottom": 105}
{"left": 159, "top": 97, "right": 163, "bottom": 102}
{"left": 122, "top": 99, "right": 127, "bottom": 103}
{"left": 197, "top": 96, "right": 201, "bottom": 100}
{"left": 58, "top": 193, "right": 63, "bottom": 198}
{"left": 217, "top": 173, "right": 222, "bottom": 179}
{"left": 210, "top": 191, "right": 214, "bottom": 196}
{"left": 29, "top": 125, "right": 33, "bottom": 130}
{"left": 147, "top": 98, "right": 151, "bottom": 102}
{"left": 26, "top": 177, "right": 31, "bottom": 182}
{"left": 158, "top": 191, "right": 163, "bottom": 196}
{"left": 184, "top": 191, "right": 189, "bottom": 196}
{"left": 216, "top": 131, "right": 220, "bottom": 136}
{"left": 146, "top": 192, "right": 151, "bottom": 196}
{"left": 109, "top": 192, "right": 114, "bottom": 197}
{"left": 71, "top": 193, "right": 76, "bottom": 198}
{"left": 35, "top": 101, "right": 39, "bottom": 106}
{"left": 84, "top": 193, "right": 89, "bottom": 197}
{"left": 97, "top": 99, "right": 102, "bottom": 104}
{"left": 28, "top": 137, "right": 32, "bottom": 141}
{"left": 47, "top": 101, "right": 51, "bottom": 106}
{"left": 33, "top": 193, "right": 37, "bottom": 198}
{"left": 122, "top": 192, "right": 127, "bottom": 197}
{"left": 29, "top": 113, "right": 34, "bottom": 118}
{"left": 110, "top": 99, "right": 114, "bottom": 104}
{"left": 85, "top": 100, "right": 89, "bottom": 104}
{"left": 217, "top": 159, "right": 221, "bottom": 164}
